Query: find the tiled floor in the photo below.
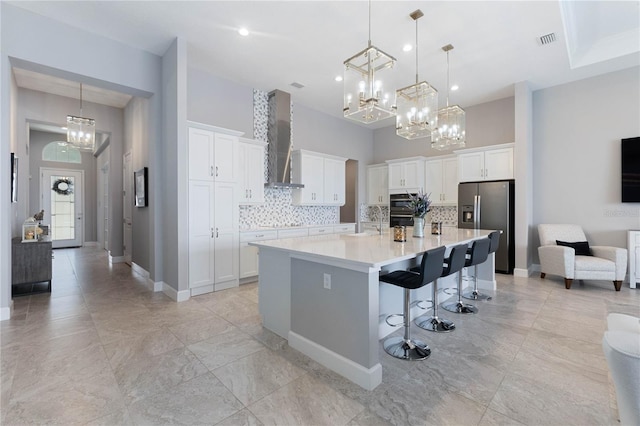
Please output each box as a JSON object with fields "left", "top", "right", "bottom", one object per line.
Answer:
{"left": 2, "top": 246, "right": 638, "bottom": 425}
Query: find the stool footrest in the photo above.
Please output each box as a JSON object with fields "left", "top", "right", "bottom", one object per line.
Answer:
{"left": 385, "top": 313, "right": 404, "bottom": 328}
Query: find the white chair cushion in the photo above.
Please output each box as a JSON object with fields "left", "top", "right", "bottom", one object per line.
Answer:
{"left": 608, "top": 313, "right": 640, "bottom": 334}
{"left": 574, "top": 256, "right": 615, "bottom": 272}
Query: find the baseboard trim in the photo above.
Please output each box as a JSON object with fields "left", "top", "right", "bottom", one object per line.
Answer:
{"left": 288, "top": 331, "right": 382, "bottom": 391}
{"left": 131, "top": 262, "right": 149, "bottom": 278}
{"left": 514, "top": 267, "right": 531, "bottom": 278}
{"left": 162, "top": 282, "right": 190, "bottom": 302}
{"left": 150, "top": 281, "right": 163, "bottom": 292}
{"left": 0, "top": 302, "right": 12, "bottom": 321}
{"left": 109, "top": 254, "right": 125, "bottom": 264}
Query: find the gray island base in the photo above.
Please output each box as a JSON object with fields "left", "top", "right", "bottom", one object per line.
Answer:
{"left": 251, "top": 227, "right": 495, "bottom": 390}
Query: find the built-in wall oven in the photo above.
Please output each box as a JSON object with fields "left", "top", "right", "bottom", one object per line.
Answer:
{"left": 389, "top": 193, "right": 416, "bottom": 227}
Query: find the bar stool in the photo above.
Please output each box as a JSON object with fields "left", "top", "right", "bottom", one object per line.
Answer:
{"left": 443, "top": 238, "right": 491, "bottom": 314}
{"left": 463, "top": 231, "right": 500, "bottom": 301}
{"left": 380, "top": 246, "right": 446, "bottom": 360}
{"left": 414, "top": 244, "right": 468, "bottom": 333}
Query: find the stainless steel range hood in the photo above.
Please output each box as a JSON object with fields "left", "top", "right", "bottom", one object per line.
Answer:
{"left": 265, "top": 89, "right": 304, "bottom": 189}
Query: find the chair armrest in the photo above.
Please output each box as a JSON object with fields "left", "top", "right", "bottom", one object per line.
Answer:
{"left": 591, "top": 246, "right": 628, "bottom": 280}
{"left": 538, "top": 245, "right": 575, "bottom": 278}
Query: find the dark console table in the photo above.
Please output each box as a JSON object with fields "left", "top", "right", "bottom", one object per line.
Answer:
{"left": 11, "top": 237, "right": 52, "bottom": 296}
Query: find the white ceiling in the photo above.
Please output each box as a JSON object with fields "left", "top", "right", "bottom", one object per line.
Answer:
{"left": 9, "top": 1, "right": 640, "bottom": 128}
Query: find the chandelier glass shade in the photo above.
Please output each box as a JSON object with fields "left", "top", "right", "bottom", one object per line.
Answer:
{"left": 431, "top": 44, "right": 466, "bottom": 150}
{"left": 396, "top": 9, "right": 438, "bottom": 140}
{"left": 66, "top": 115, "right": 96, "bottom": 151}
{"left": 431, "top": 105, "right": 465, "bottom": 149}
{"left": 66, "top": 83, "right": 95, "bottom": 152}
{"left": 343, "top": 1, "right": 397, "bottom": 124}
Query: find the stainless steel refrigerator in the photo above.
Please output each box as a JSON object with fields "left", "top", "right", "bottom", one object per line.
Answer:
{"left": 458, "top": 180, "right": 515, "bottom": 274}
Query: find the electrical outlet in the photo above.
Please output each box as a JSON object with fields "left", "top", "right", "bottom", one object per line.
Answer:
{"left": 323, "top": 273, "right": 331, "bottom": 289}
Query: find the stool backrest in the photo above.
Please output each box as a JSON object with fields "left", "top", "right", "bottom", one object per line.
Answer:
{"left": 488, "top": 231, "right": 500, "bottom": 254}
{"left": 442, "top": 244, "right": 468, "bottom": 277}
{"left": 417, "top": 246, "right": 446, "bottom": 286}
{"left": 468, "top": 238, "right": 491, "bottom": 266}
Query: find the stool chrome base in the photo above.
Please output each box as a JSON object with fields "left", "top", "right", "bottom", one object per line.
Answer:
{"left": 442, "top": 301, "right": 478, "bottom": 314}
{"left": 383, "top": 336, "right": 431, "bottom": 360}
{"left": 462, "top": 289, "right": 492, "bottom": 301}
{"left": 415, "top": 316, "right": 455, "bottom": 333}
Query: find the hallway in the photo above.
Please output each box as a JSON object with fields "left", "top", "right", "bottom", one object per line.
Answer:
{"left": 1, "top": 246, "right": 638, "bottom": 425}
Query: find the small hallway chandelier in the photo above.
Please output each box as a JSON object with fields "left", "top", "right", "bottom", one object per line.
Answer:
{"left": 343, "top": 0, "right": 397, "bottom": 124}
{"left": 67, "top": 83, "right": 96, "bottom": 151}
{"left": 395, "top": 9, "right": 438, "bottom": 140}
{"left": 432, "top": 44, "right": 466, "bottom": 150}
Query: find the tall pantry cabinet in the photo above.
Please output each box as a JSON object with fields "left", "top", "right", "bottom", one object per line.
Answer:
{"left": 187, "top": 124, "right": 240, "bottom": 296}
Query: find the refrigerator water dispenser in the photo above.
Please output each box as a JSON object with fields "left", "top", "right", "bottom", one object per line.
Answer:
{"left": 462, "top": 206, "right": 474, "bottom": 223}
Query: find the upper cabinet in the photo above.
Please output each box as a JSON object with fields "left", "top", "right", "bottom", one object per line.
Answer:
{"left": 425, "top": 156, "right": 458, "bottom": 205}
{"left": 291, "top": 150, "right": 347, "bottom": 206}
{"left": 187, "top": 125, "right": 241, "bottom": 183}
{"left": 386, "top": 157, "right": 426, "bottom": 193}
{"left": 367, "top": 164, "right": 389, "bottom": 205}
{"left": 238, "top": 138, "right": 267, "bottom": 204}
{"left": 456, "top": 144, "right": 514, "bottom": 182}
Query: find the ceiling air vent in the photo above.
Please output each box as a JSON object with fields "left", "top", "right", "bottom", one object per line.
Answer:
{"left": 539, "top": 33, "right": 556, "bottom": 46}
{"left": 290, "top": 82, "right": 305, "bottom": 89}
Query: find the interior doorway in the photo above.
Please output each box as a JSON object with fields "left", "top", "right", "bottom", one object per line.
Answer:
{"left": 40, "top": 168, "right": 84, "bottom": 248}
{"left": 340, "top": 159, "right": 358, "bottom": 223}
{"left": 123, "top": 152, "right": 132, "bottom": 265}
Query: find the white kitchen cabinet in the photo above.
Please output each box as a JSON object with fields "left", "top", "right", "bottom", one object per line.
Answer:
{"left": 187, "top": 123, "right": 240, "bottom": 295}
{"left": 240, "top": 230, "right": 277, "bottom": 279}
{"left": 425, "top": 156, "right": 458, "bottom": 205}
{"left": 323, "top": 157, "right": 346, "bottom": 205}
{"left": 308, "top": 225, "right": 334, "bottom": 236}
{"left": 187, "top": 125, "right": 240, "bottom": 183}
{"left": 386, "top": 157, "right": 426, "bottom": 192}
{"left": 457, "top": 144, "right": 514, "bottom": 182}
{"left": 367, "top": 164, "right": 389, "bottom": 205}
{"left": 629, "top": 231, "right": 639, "bottom": 289}
{"left": 238, "top": 138, "right": 267, "bottom": 204}
{"left": 277, "top": 228, "right": 309, "bottom": 239}
{"left": 333, "top": 224, "right": 356, "bottom": 234}
{"left": 292, "top": 150, "right": 347, "bottom": 206}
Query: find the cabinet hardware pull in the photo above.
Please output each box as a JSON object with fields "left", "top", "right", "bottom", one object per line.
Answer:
{"left": 216, "top": 228, "right": 219, "bottom": 238}
{"left": 249, "top": 189, "right": 252, "bottom": 198}
{"left": 211, "top": 228, "right": 214, "bottom": 238}
{"left": 256, "top": 234, "right": 264, "bottom": 237}
{"left": 210, "top": 166, "right": 214, "bottom": 177}
{"left": 246, "top": 189, "right": 249, "bottom": 198}
{"left": 215, "top": 166, "right": 219, "bottom": 177}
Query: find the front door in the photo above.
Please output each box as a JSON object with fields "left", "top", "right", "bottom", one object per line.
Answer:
{"left": 41, "top": 168, "right": 84, "bottom": 248}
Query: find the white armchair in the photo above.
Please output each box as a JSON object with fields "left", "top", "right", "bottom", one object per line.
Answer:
{"left": 538, "top": 224, "right": 627, "bottom": 291}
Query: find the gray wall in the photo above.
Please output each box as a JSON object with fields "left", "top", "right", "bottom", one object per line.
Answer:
{"left": 532, "top": 66, "right": 640, "bottom": 254}
{"left": 372, "top": 97, "right": 516, "bottom": 163}
{"left": 28, "top": 130, "right": 98, "bottom": 242}
{"left": 1, "top": 3, "right": 163, "bottom": 315}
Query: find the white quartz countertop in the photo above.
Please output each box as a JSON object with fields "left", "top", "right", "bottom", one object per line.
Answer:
{"left": 241, "top": 223, "right": 356, "bottom": 232}
{"left": 250, "top": 227, "right": 493, "bottom": 269}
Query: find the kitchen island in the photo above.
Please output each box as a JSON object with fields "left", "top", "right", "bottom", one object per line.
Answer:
{"left": 250, "top": 227, "right": 495, "bottom": 390}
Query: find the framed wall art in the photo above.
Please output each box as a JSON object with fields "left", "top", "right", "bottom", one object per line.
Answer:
{"left": 134, "top": 167, "right": 148, "bottom": 207}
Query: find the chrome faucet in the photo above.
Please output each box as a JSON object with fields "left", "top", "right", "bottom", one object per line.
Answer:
{"left": 374, "top": 205, "right": 383, "bottom": 235}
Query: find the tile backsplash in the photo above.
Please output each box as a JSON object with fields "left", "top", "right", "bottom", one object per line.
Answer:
{"left": 360, "top": 204, "right": 458, "bottom": 226}
{"left": 240, "top": 188, "right": 338, "bottom": 228}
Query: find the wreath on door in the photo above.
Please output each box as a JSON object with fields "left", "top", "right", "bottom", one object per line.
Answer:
{"left": 52, "top": 178, "right": 74, "bottom": 196}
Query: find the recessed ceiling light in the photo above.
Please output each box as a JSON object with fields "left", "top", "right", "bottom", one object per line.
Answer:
{"left": 238, "top": 27, "right": 249, "bottom": 36}
{"left": 403, "top": 44, "right": 413, "bottom": 52}
{"left": 335, "top": 76, "right": 343, "bottom": 82}
{"left": 451, "top": 85, "right": 459, "bottom": 91}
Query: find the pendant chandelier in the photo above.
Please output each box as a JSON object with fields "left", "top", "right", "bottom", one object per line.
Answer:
{"left": 67, "top": 83, "right": 96, "bottom": 152}
{"left": 395, "top": 9, "right": 438, "bottom": 140}
{"left": 432, "top": 44, "right": 466, "bottom": 150}
{"left": 343, "top": 0, "right": 397, "bottom": 124}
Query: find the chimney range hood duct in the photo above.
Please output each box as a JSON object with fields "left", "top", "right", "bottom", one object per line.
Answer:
{"left": 265, "top": 89, "right": 304, "bottom": 188}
